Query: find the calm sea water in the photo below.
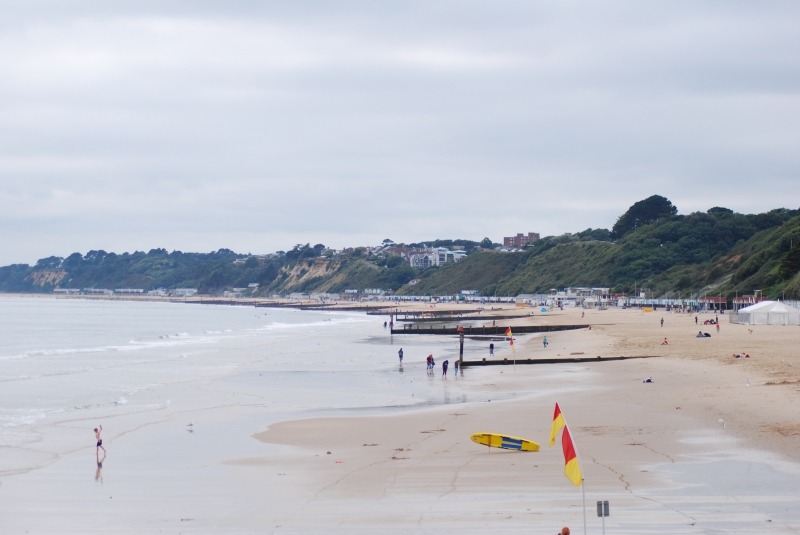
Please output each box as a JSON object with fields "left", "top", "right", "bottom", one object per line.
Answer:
{"left": 0, "top": 296, "right": 503, "bottom": 475}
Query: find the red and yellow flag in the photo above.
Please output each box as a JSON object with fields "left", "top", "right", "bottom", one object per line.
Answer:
{"left": 561, "top": 425, "right": 583, "bottom": 486}
{"left": 548, "top": 403, "right": 583, "bottom": 486}
{"left": 549, "top": 402, "right": 566, "bottom": 446}
{"left": 504, "top": 327, "right": 515, "bottom": 353}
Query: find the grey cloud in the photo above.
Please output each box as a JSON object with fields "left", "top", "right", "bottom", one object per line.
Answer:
{"left": 1, "top": 1, "right": 799, "bottom": 264}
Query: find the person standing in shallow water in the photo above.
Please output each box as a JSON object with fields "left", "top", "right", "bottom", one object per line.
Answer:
{"left": 442, "top": 360, "right": 449, "bottom": 377}
{"left": 398, "top": 348, "right": 403, "bottom": 363}
{"left": 95, "top": 425, "right": 105, "bottom": 454}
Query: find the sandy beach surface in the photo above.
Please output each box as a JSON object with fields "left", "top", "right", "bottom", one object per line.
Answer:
{"left": 1, "top": 297, "right": 799, "bottom": 534}
{"left": 251, "top": 306, "right": 800, "bottom": 534}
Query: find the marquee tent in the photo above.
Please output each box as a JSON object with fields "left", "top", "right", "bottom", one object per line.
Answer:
{"left": 735, "top": 301, "right": 800, "bottom": 325}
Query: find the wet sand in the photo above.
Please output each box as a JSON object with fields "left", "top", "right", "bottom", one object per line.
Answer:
{"left": 252, "top": 307, "right": 800, "bottom": 533}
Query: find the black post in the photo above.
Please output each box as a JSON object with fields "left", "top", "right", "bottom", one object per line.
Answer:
{"left": 459, "top": 331, "right": 464, "bottom": 365}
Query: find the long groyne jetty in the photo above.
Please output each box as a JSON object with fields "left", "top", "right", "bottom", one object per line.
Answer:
{"left": 460, "top": 355, "right": 662, "bottom": 367}
{"left": 391, "top": 324, "right": 588, "bottom": 335}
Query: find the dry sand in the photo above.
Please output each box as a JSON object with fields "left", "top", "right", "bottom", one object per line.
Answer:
{"left": 248, "top": 306, "right": 800, "bottom": 533}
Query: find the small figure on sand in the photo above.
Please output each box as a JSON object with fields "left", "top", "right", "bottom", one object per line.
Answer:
{"left": 660, "top": 317, "right": 664, "bottom": 327}
{"left": 716, "top": 323, "right": 720, "bottom": 332}
{"left": 398, "top": 348, "right": 403, "bottom": 363}
{"left": 695, "top": 315, "right": 698, "bottom": 324}
{"left": 384, "top": 321, "right": 387, "bottom": 328}
{"left": 661, "top": 338, "right": 668, "bottom": 345}
{"left": 543, "top": 336, "right": 548, "bottom": 348}
{"left": 442, "top": 360, "right": 449, "bottom": 377}
{"left": 454, "top": 360, "right": 459, "bottom": 374}
{"left": 489, "top": 343, "right": 494, "bottom": 356}
{"left": 581, "top": 311, "right": 584, "bottom": 318}
{"left": 95, "top": 425, "right": 105, "bottom": 453}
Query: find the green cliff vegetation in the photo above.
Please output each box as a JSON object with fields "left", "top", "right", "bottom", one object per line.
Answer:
{"left": 396, "top": 196, "right": 800, "bottom": 299}
{"left": 2, "top": 196, "right": 799, "bottom": 299}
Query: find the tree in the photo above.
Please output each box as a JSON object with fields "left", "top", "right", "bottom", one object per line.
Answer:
{"left": 612, "top": 195, "right": 678, "bottom": 239}
{"left": 481, "top": 237, "right": 493, "bottom": 248}
{"left": 708, "top": 207, "right": 733, "bottom": 215}
{"left": 35, "top": 256, "right": 63, "bottom": 269}
{"left": 779, "top": 243, "right": 800, "bottom": 280}
{"left": 63, "top": 253, "right": 83, "bottom": 269}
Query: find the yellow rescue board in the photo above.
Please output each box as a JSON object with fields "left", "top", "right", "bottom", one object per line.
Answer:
{"left": 470, "top": 433, "right": 540, "bottom": 451}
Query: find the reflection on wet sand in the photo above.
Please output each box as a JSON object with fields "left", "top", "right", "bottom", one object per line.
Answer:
{"left": 95, "top": 452, "right": 105, "bottom": 484}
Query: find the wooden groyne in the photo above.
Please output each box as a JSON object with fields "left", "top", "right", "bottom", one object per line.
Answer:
{"left": 461, "top": 355, "right": 662, "bottom": 367}
{"left": 366, "top": 309, "right": 485, "bottom": 317}
{"left": 391, "top": 324, "right": 588, "bottom": 335}
{"left": 255, "top": 303, "right": 391, "bottom": 312}
{"left": 397, "top": 313, "right": 535, "bottom": 323}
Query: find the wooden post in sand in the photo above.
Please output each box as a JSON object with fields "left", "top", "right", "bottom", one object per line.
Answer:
{"left": 457, "top": 326, "right": 464, "bottom": 365}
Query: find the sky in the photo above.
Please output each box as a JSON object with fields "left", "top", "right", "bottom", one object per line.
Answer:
{"left": 1, "top": 1, "right": 799, "bottom": 265}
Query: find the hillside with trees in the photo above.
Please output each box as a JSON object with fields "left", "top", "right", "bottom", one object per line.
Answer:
{"left": 1, "top": 196, "right": 799, "bottom": 299}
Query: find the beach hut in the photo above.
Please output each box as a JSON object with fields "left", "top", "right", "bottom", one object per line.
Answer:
{"left": 735, "top": 301, "right": 800, "bottom": 325}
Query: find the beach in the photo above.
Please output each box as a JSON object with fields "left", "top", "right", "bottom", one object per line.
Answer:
{"left": 1, "top": 296, "right": 799, "bottom": 533}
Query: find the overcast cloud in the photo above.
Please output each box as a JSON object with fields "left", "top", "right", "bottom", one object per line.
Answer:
{"left": 1, "top": 1, "right": 799, "bottom": 264}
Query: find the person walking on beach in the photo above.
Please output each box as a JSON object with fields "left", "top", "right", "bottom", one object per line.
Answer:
{"left": 695, "top": 315, "right": 698, "bottom": 324}
{"left": 95, "top": 425, "right": 105, "bottom": 454}
{"left": 661, "top": 317, "right": 664, "bottom": 327}
{"left": 543, "top": 336, "right": 548, "bottom": 348}
{"left": 398, "top": 348, "right": 403, "bottom": 363}
{"left": 454, "top": 360, "right": 459, "bottom": 374}
{"left": 489, "top": 343, "right": 494, "bottom": 356}
{"left": 426, "top": 354, "right": 433, "bottom": 372}
{"left": 442, "top": 360, "right": 449, "bottom": 377}
{"left": 716, "top": 323, "right": 720, "bottom": 333}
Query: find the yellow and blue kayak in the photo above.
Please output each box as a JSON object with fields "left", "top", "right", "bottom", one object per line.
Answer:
{"left": 470, "top": 433, "right": 540, "bottom": 451}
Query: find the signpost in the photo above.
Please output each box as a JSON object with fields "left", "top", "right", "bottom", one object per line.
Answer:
{"left": 596, "top": 500, "right": 609, "bottom": 535}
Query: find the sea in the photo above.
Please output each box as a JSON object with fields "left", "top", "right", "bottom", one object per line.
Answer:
{"left": 0, "top": 296, "right": 510, "bottom": 476}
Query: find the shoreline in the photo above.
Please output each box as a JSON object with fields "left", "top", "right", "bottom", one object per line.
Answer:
{"left": 0, "top": 296, "right": 798, "bottom": 532}
{"left": 245, "top": 307, "right": 800, "bottom": 531}
{"left": 249, "top": 351, "right": 800, "bottom": 531}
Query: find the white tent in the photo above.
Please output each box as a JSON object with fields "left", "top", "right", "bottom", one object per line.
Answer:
{"left": 736, "top": 301, "right": 800, "bottom": 325}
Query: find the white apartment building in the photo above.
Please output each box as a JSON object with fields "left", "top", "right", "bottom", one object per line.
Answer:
{"left": 409, "top": 248, "right": 467, "bottom": 270}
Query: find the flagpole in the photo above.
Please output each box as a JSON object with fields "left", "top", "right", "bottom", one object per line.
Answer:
{"left": 559, "top": 406, "right": 587, "bottom": 535}
{"left": 582, "top": 480, "right": 587, "bottom": 535}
